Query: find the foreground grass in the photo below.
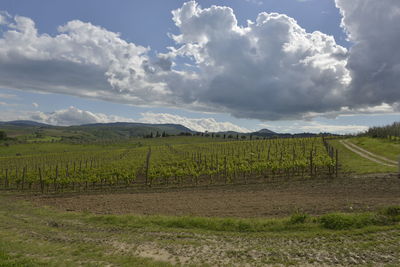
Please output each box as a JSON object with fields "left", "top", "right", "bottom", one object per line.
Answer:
{"left": 351, "top": 137, "right": 400, "bottom": 161}
{"left": 330, "top": 139, "right": 397, "bottom": 173}
{"left": 0, "top": 194, "right": 399, "bottom": 266}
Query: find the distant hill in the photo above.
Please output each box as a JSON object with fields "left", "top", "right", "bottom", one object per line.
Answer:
{"left": 0, "top": 120, "right": 50, "bottom": 127}
{"left": 71, "top": 122, "right": 194, "bottom": 139}
{"left": 253, "top": 128, "right": 278, "bottom": 137}
{"left": 256, "top": 128, "right": 277, "bottom": 134}
{"left": 80, "top": 122, "right": 193, "bottom": 133}
{"left": 215, "top": 128, "right": 333, "bottom": 139}
{"left": 0, "top": 120, "right": 194, "bottom": 141}
{"left": 0, "top": 120, "right": 337, "bottom": 142}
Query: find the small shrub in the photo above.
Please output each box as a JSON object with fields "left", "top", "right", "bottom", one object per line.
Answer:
{"left": 289, "top": 212, "right": 309, "bottom": 224}
{"left": 372, "top": 214, "right": 394, "bottom": 225}
{"left": 376, "top": 206, "right": 400, "bottom": 224}
{"left": 237, "top": 221, "right": 253, "bottom": 232}
{"left": 381, "top": 206, "right": 400, "bottom": 217}
{"left": 319, "top": 213, "right": 375, "bottom": 230}
{"left": 320, "top": 214, "right": 353, "bottom": 229}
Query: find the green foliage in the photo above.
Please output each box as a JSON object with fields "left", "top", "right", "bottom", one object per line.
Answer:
{"left": 365, "top": 122, "right": 400, "bottom": 138}
{"left": 0, "top": 131, "right": 6, "bottom": 140}
{"left": 289, "top": 212, "right": 309, "bottom": 224}
{"left": 86, "top": 208, "right": 400, "bottom": 233}
{"left": 319, "top": 213, "right": 376, "bottom": 230}
{"left": 381, "top": 206, "right": 400, "bottom": 217}
{"left": 377, "top": 206, "right": 400, "bottom": 224}
{"left": 319, "top": 211, "right": 400, "bottom": 230}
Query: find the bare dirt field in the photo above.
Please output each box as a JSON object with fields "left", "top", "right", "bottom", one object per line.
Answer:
{"left": 21, "top": 174, "right": 400, "bottom": 217}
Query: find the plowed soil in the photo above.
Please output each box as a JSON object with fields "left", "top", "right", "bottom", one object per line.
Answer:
{"left": 21, "top": 173, "right": 400, "bottom": 217}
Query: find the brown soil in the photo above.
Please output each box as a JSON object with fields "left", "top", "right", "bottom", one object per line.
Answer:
{"left": 21, "top": 174, "right": 400, "bottom": 217}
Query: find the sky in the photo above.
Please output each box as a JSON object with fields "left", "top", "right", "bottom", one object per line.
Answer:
{"left": 0, "top": 0, "right": 399, "bottom": 134}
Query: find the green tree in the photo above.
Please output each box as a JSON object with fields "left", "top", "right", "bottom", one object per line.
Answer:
{"left": 0, "top": 131, "right": 6, "bottom": 140}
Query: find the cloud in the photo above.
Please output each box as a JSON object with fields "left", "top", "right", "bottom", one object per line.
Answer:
{"left": 0, "top": 92, "right": 17, "bottom": 99}
{"left": 0, "top": 1, "right": 399, "bottom": 121}
{"left": 138, "top": 112, "right": 250, "bottom": 132}
{"left": 0, "top": 11, "right": 10, "bottom": 25}
{"left": 0, "top": 106, "right": 249, "bottom": 132}
{"left": 0, "top": 16, "right": 169, "bottom": 106}
{"left": 259, "top": 121, "right": 368, "bottom": 134}
{"left": 28, "top": 106, "right": 135, "bottom": 126}
{"left": 335, "top": 0, "right": 400, "bottom": 108}
{"left": 244, "top": 0, "right": 263, "bottom": 6}
{"left": 0, "top": 100, "right": 19, "bottom": 107}
{"left": 303, "top": 103, "right": 400, "bottom": 120}
{"left": 169, "top": 1, "right": 351, "bottom": 119}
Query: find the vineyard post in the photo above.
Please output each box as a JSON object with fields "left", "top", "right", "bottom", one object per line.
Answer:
{"left": 54, "top": 165, "right": 58, "bottom": 191}
{"left": 145, "top": 147, "right": 151, "bottom": 187}
{"left": 224, "top": 156, "right": 227, "bottom": 184}
{"left": 15, "top": 167, "right": 18, "bottom": 189}
{"left": 22, "top": 166, "right": 26, "bottom": 190}
{"left": 335, "top": 149, "right": 339, "bottom": 178}
{"left": 397, "top": 155, "right": 400, "bottom": 179}
{"left": 5, "top": 168, "right": 8, "bottom": 188}
{"left": 309, "top": 150, "right": 313, "bottom": 177}
{"left": 39, "top": 167, "right": 44, "bottom": 194}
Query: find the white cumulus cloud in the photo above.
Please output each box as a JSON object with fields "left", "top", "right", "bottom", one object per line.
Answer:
{"left": 0, "top": 16, "right": 169, "bottom": 105}
{"left": 335, "top": 0, "right": 400, "bottom": 109}
{"left": 28, "top": 106, "right": 135, "bottom": 126}
{"left": 169, "top": 1, "right": 350, "bottom": 119}
{"left": 0, "top": 1, "right": 399, "bottom": 121}
{"left": 138, "top": 112, "right": 250, "bottom": 132}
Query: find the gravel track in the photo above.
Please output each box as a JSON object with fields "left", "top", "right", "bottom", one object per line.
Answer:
{"left": 340, "top": 140, "right": 397, "bottom": 167}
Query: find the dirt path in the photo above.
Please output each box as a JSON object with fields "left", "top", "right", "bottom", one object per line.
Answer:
{"left": 22, "top": 174, "right": 400, "bottom": 217}
{"left": 340, "top": 139, "right": 397, "bottom": 167}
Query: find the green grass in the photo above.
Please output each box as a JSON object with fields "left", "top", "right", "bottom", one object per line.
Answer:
{"left": 0, "top": 194, "right": 399, "bottom": 266}
{"left": 85, "top": 208, "right": 400, "bottom": 233}
{"left": 351, "top": 137, "right": 400, "bottom": 161}
{"left": 330, "top": 139, "right": 397, "bottom": 173}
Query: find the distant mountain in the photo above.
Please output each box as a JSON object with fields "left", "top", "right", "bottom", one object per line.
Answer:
{"left": 0, "top": 120, "right": 194, "bottom": 141}
{"left": 254, "top": 128, "right": 277, "bottom": 136}
{"left": 0, "top": 120, "right": 50, "bottom": 127}
{"left": 0, "top": 120, "right": 338, "bottom": 142}
{"left": 80, "top": 122, "right": 193, "bottom": 133}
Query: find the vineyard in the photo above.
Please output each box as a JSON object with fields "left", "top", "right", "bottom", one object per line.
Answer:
{"left": 0, "top": 137, "right": 339, "bottom": 193}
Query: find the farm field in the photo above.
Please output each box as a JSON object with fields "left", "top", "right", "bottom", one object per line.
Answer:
{"left": 23, "top": 174, "right": 400, "bottom": 217}
{"left": 0, "top": 136, "right": 339, "bottom": 193}
{"left": 1, "top": 1, "right": 400, "bottom": 265}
